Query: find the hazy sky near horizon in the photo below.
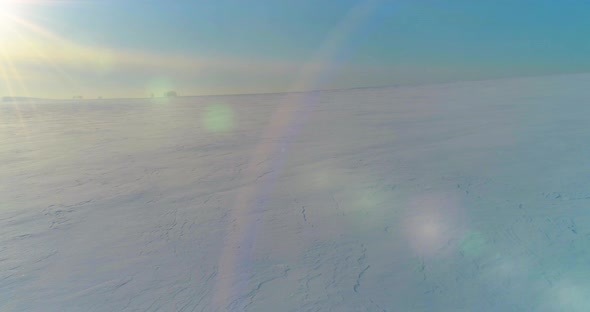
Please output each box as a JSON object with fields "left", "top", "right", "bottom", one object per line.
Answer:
{"left": 1, "top": 0, "right": 589, "bottom": 98}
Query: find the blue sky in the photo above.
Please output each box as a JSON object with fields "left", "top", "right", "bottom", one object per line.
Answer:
{"left": 2, "top": 0, "right": 590, "bottom": 98}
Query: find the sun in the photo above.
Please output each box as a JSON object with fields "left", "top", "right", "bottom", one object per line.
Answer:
{"left": 0, "top": 0, "right": 22, "bottom": 17}
{"left": 0, "top": 0, "right": 22, "bottom": 40}
{"left": 0, "top": 0, "right": 45, "bottom": 94}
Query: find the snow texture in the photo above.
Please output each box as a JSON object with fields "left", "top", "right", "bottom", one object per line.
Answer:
{"left": 2, "top": 73, "right": 590, "bottom": 311}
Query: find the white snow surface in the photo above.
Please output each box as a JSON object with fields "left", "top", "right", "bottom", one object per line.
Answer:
{"left": 2, "top": 74, "right": 590, "bottom": 311}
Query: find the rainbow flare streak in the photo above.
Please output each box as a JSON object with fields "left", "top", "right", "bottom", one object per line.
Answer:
{"left": 211, "top": 1, "right": 381, "bottom": 309}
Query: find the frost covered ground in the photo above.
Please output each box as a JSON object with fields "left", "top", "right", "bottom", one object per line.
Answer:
{"left": 2, "top": 73, "right": 590, "bottom": 311}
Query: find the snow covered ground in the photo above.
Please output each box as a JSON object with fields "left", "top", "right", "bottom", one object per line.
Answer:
{"left": 2, "top": 73, "right": 590, "bottom": 311}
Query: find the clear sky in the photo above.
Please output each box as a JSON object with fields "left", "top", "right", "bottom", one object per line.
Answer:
{"left": 1, "top": 0, "right": 589, "bottom": 99}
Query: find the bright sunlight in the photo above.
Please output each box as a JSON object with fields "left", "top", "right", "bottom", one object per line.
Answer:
{"left": 0, "top": 0, "right": 21, "bottom": 42}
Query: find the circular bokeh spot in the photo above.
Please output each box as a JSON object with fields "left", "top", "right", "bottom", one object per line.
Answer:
{"left": 460, "top": 231, "right": 486, "bottom": 258}
{"left": 355, "top": 190, "right": 380, "bottom": 210}
{"left": 94, "top": 50, "right": 114, "bottom": 75}
{"left": 203, "top": 104, "right": 235, "bottom": 133}
{"left": 146, "top": 77, "right": 176, "bottom": 101}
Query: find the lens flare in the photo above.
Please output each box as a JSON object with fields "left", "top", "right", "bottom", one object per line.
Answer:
{"left": 459, "top": 231, "right": 486, "bottom": 258}
{"left": 0, "top": 0, "right": 83, "bottom": 99}
{"left": 212, "top": 0, "right": 381, "bottom": 308}
{"left": 402, "top": 192, "right": 466, "bottom": 257}
{"left": 147, "top": 77, "right": 175, "bottom": 100}
{"left": 203, "top": 104, "right": 235, "bottom": 133}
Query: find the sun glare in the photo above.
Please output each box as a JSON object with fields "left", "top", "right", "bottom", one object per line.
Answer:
{"left": 0, "top": 0, "right": 21, "bottom": 18}
{"left": 0, "top": 0, "right": 21, "bottom": 40}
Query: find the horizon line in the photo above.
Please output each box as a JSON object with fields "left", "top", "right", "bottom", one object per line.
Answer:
{"left": 4, "top": 70, "right": 590, "bottom": 102}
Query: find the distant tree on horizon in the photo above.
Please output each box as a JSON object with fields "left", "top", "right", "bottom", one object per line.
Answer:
{"left": 165, "top": 91, "right": 177, "bottom": 97}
